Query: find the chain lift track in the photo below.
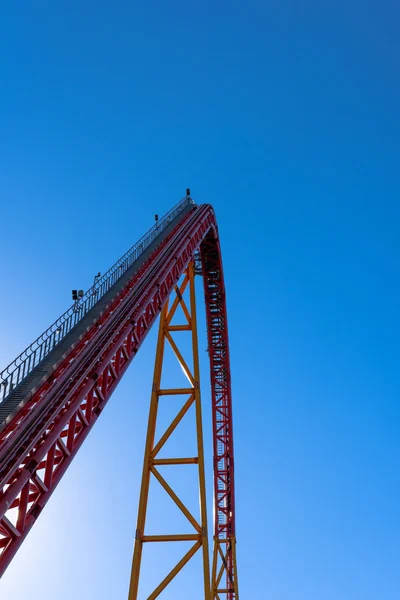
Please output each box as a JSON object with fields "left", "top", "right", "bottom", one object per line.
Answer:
{"left": 0, "top": 195, "right": 238, "bottom": 598}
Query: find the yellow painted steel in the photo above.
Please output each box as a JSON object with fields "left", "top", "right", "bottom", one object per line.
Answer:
{"left": 231, "top": 536, "right": 239, "bottom": 599}
{"left": 152, "top": 457, "right": 199, "bottom": 465}
{"left": 157, "top": 387, "right": 193, "bottom": 395}
{"left": 128, "top": 300, "right": 168, "bottom": 600}
{"left": 211, "top": 537, "right": 239, "bottom": 599}
{"left": 128, "top": 263, "right": 211, "bottom": 600}
{"left": 148, "top": 540, "right": 202, "bottom": 600}
{"left": 189, "top": 262, "right": 211, "bottom": 597}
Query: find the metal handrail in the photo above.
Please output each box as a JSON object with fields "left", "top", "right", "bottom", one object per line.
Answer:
{"left": 0, "top": 195, "right": 194, "bottom": 404}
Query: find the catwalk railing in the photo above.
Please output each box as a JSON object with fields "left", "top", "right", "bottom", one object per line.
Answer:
{"left": 0, "top": 195, "right": 193, "bottom": 404}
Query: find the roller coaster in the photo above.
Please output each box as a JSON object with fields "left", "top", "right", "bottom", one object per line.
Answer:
{"left": 0, "top": 192, "right": 238, "bottom": 599}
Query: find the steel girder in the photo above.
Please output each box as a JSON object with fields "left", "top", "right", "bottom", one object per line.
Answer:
{"left": 0, "top": 202, "right": 239, "bottom": 599}
{"left": 201, "top": 231, "right": 238, "bottom": 599}
{"left": 128, "top": 264, "right": 211, "bottom": 599}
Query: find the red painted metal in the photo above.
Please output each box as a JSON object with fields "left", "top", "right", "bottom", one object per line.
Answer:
{"left": 201, "top": 229, "right": 237, "bottom": 598}
{"left": 0, "top": 203, "right": 237, "bottom": 593}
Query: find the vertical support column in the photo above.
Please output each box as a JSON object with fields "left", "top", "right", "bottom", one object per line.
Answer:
{"left": 211, "top": 537, "right": 239, "bottom": 599}
{"left": 128, "top": 263, "right": 211, "bottom": 600}
{"left": 231, "top": 536, "right": 239, "bottom": 598}
{"left": 189, "top": 262, "right": 211, "bottom": 596}
{"left": 128, "top": 302, "right": 168, "bottom": 599}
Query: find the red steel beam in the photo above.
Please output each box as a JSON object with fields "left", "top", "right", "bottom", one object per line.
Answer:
{"left": 201, "top": 230, "right": 237, "bottom": 598}
{"left": 0, "top": 203, "right": 237, "bottom": 593}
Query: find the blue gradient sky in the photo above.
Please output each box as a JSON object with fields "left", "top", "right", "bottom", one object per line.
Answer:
{"left": 1, "top": 2, "right": 399, "bottom": 598}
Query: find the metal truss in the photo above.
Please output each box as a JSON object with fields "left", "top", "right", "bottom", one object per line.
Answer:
{"left": 0, "top": 201, "right": 239, "bottom": 600}
{"left": 0, "top": 206, "right": 213, "bottom": 575}
{"left": 128, "top": 263, "right": 210, "bottom": 599}
{"left": 201, "top": 231, "right": 239, "bottom": 599}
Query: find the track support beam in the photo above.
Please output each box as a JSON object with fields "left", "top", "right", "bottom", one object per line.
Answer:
{"left": 128, "top": 263, "right": 211, "bottom": 599}
{"left": 211, "top": 536, "right": 239, "bottom": 599}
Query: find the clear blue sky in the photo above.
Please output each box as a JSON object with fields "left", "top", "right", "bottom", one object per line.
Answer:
{"left": 0, "top": 1, "right": 399, "bottom": 598}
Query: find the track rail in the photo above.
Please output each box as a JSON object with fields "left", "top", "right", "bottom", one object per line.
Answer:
{"left": 0, "top": 196, "right": 193, "bottom": 404}
{"left": 0, "top": 200, "right": 237, "bottom": 596}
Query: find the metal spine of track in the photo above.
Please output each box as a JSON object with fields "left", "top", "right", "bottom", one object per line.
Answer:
{"left": 0, "top": 200, "right": 237, "bottom": 595}
{"left": 201, "top": 231, "right": 237, "bottom": 598}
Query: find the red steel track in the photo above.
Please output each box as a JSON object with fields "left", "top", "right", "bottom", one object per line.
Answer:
{"left": 0, "top": 201, "right": 236, "bottom": 595}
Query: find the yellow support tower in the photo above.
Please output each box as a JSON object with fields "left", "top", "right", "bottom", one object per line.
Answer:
{"left": 211, "top": 536, "right": 240, "bottom": 599}
{"left": 128, "top": 262, "right": 211, "bottom": 599}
